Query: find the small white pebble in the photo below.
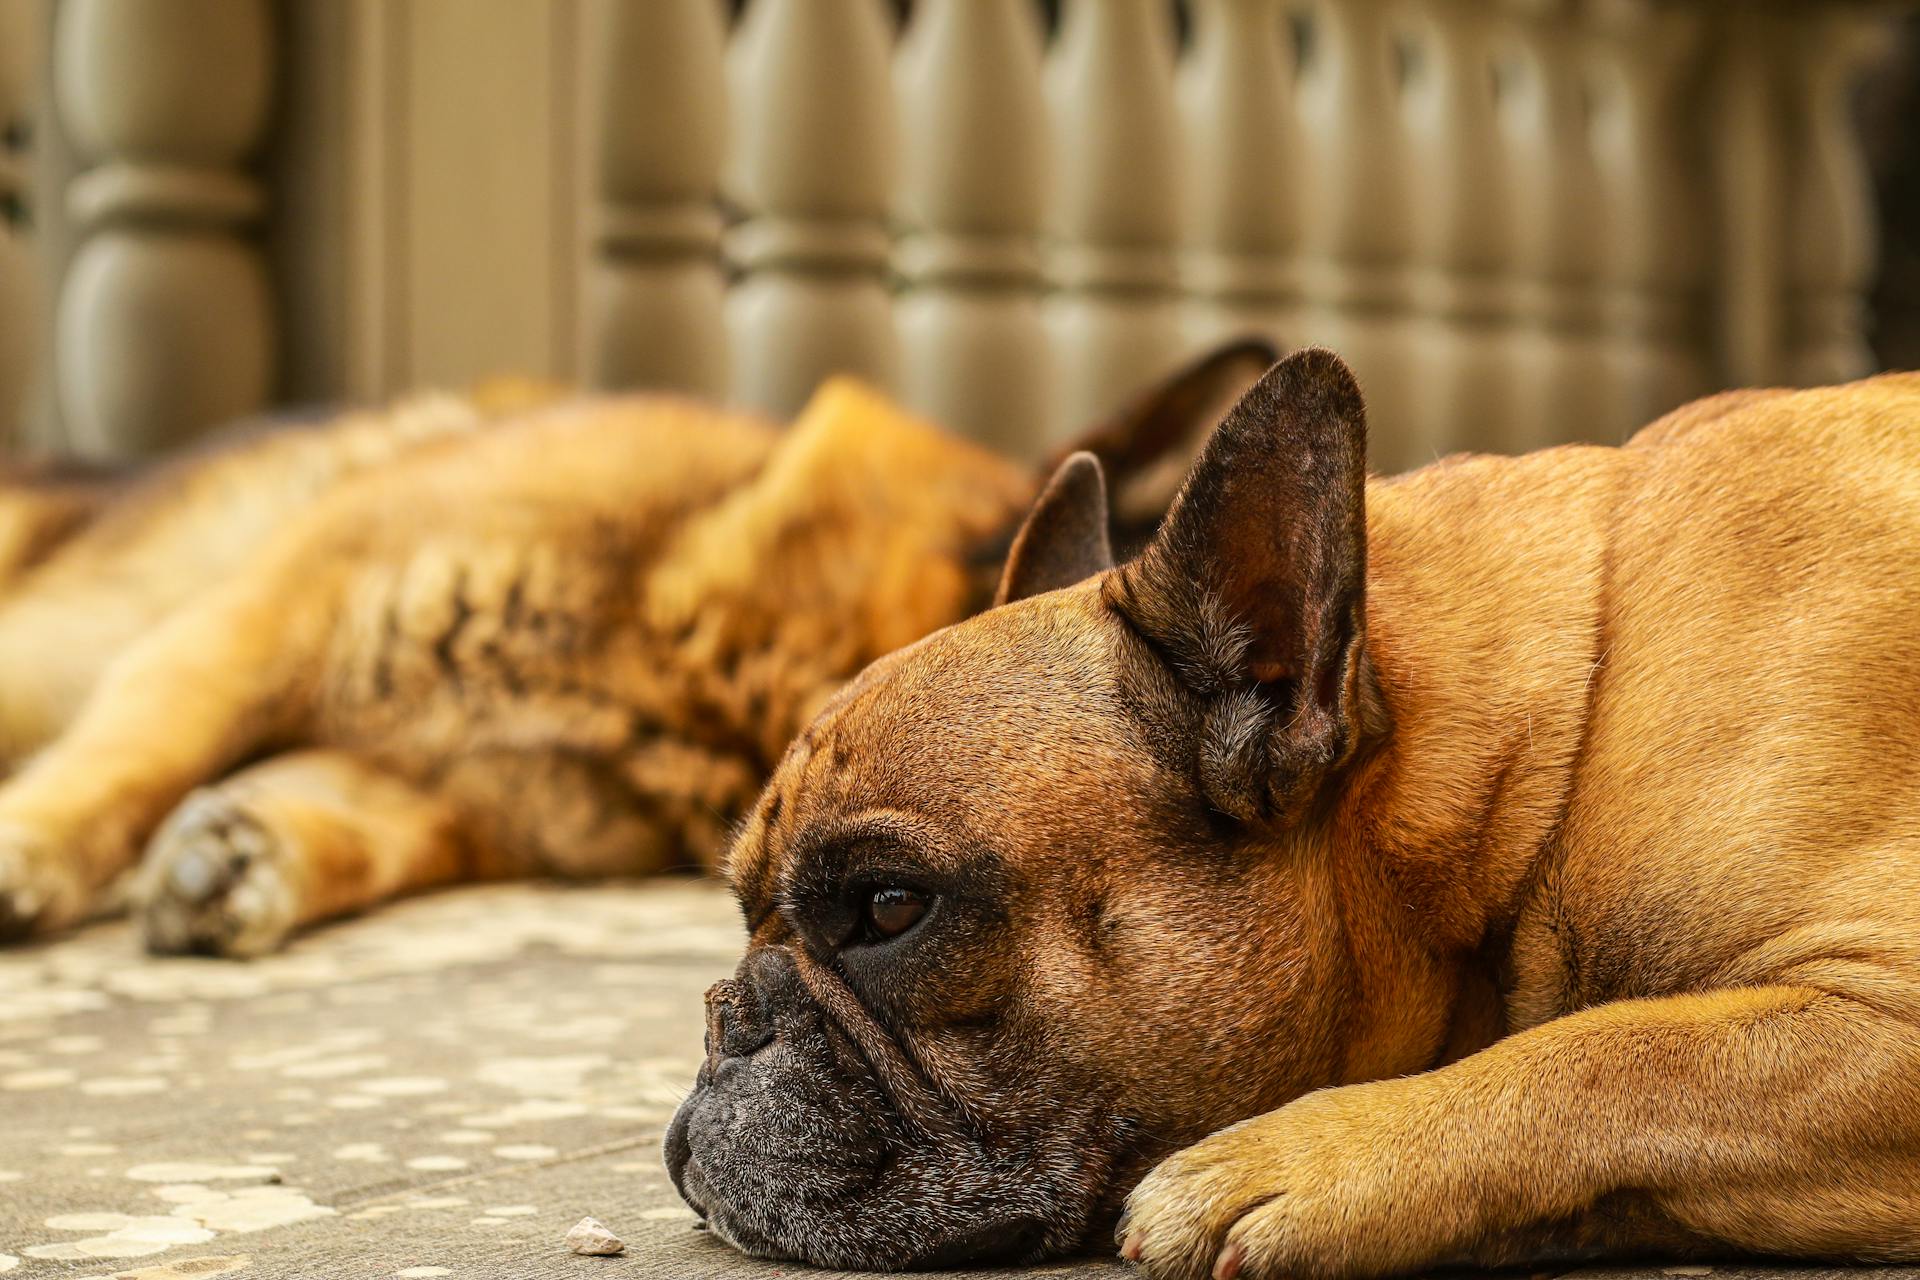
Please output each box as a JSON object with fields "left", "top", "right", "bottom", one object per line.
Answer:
{"left": 565, "top": 1216, "right": 624, "bottom": 1256}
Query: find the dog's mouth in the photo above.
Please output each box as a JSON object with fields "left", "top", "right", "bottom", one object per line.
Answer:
{"left": 660, "top": 944, "right": 1126, "bottom": 1269}
{"left": 663, "top": 1076, "right": 1109, "bottom": 1269}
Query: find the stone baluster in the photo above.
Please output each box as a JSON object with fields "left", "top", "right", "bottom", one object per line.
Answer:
{"left": 1180, "top": 0, "right": 1302, "bottom": 355}
{"left": 1500, "top": 0, "right": 1608, "bottom": 448}
{"left": 1782, "top": 6, "right": 1882, "bottom": 387}
{"left": 0, "top": 0, "right": 39, "bottom": 446}
{"left": 1045, "top": 0, "right": 1184, "bottom": 438}
{"left": 585, "top": 0, "right": 728, "bottom": 398}
{"left": 1706, "top": 9, "right": 1785, "bottom": 389}
{"left": 1292, "top": 0, "right": 1423, "bottom": 471}
{"left": 1402, "top": 0, "right": 1520, "bottom": 454}
{"left": 893, "top": 0, "right": 1051, "bottom": 458}
{"left": 52, "top": 0, "right": 274, "bottom": 457}
{"left": 725, "top": 0, "right": 897, "bottom": 418}
{"left": 1586, "top": 0, "right": 1711, "bottom": 437}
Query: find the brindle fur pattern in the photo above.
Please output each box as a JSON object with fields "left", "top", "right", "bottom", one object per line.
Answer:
{"left": 673, "top": 350, "right": 1920, "bottom": 1275}
{"left": 0, "top": 382, "right": 1029, "bottom": 951}
{"left": 0, "top": 340, "right": 1277, "bottom": 957}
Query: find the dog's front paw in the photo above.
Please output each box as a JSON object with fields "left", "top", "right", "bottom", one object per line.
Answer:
{"left": 137, "top": 789, "right": 298, "bottom": 958}
{"left": 1119, "top": 1082, "right": 1466, "bottom": 1280}
{"left": 0, "top": 822, "right": 88, "bottom": 942}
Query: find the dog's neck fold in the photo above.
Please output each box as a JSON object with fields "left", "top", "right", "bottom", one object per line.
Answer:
{"left": 1326, "top": 450, "right": 1626, "bottom": 1064}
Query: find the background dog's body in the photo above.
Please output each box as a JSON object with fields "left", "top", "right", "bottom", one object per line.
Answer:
{"left": 676, "top": 358, "right": 1920, "bottom": 1275}
{"left": 0, "top": 381, "right": 1033, "bottom": 953}
{"left": 0, "top": 395, "right": 497, "bottom": 763}
{"left": 0, "top": 339, "right": 1277, "bottom": 957}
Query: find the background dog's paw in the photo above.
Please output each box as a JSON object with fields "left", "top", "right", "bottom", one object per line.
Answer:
{"left": 0, "top": 823, "right": 86, "bottom": 943}
{"left": 138, "top": 790, "right": 298, "bottom": 958}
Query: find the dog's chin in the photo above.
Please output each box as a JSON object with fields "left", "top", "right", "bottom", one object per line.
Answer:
{"left": 669, "top": 1131, "right": 1060, "bottom": 1269}
{"left": 662, "top": 1047, "right": 1119, "bottom": 1270}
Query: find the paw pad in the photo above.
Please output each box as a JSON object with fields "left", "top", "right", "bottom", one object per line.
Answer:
{"left": 138, "top": 792, "right": 295, "bottom": 958}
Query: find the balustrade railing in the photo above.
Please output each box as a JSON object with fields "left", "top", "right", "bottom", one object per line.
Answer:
{"left": 50, "top": 0, "right": 275, "bottom": 456}
{"left": 0, "top": 0, "right": 37, "bottom": 449}
{"left": 0, "top": 0, "right": 1901, "bottom": 468}
{"left": 626, "top": 0, "right": 1890, "bottom": 468}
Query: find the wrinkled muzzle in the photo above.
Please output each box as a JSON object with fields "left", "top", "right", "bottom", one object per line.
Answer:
{"left": 663, "top": 945, "right": 1109, "bottom": 1269}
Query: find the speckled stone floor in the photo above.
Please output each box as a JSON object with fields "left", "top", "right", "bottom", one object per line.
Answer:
{"left": 0, "top": 880, "right": 1912, "bottom": 1280}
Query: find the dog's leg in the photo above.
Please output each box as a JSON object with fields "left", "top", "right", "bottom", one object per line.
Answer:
{"left": 1121, "top": 985, "right": 1920, "bottom": 1279}
{"left": 136, "top": 748, "right": 483, "bottom": 958}
{"left": 136, "top": 742, "right": 727, "bottom": 957}
{"left": 0, "top": 569, "right": 330, "bottom": 938}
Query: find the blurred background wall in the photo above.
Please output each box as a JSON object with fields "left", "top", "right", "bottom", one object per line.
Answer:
{"left": 1, "top": 0, "right": 1916, "bottom": 474}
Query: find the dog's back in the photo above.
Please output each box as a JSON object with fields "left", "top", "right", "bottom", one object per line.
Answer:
{"left": 1363, "top": 374, "right": 1920, "bottom": 1028}
{"left": 1517, "top": 373, "right": 1920, "bottom": 1021}
{"left": 1352, "top": 373, "right": 1920, "bottom": 1038}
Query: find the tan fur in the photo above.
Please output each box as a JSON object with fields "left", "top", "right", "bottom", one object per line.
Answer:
{"left": 0, "top": 396, "right": 495, "bottom": 760}
{"left": 713, "top": 367, "right": 1920, "bottom": 1274}
{"left": 0, "top": 340, "right": 1272, "bottom": 954}
{"left": 138, "top": 749, "right": 473, "bottom": 957}
{"left": 0, "top": 381, "right": 1035, "bottom": 951}
{"left": 1126, "top": 372, "right": 1920, "bottom": 1276}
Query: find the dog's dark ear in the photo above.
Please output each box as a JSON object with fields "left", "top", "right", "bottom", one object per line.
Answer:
{"left": 1108, "top": 348, "right": 1369, "bottom": 824}
{"left": 1050, "top": 336, "right": 1280, "bottom": 553}
{"left": 995, "top": 452, "right": 1115, "bottom": 607}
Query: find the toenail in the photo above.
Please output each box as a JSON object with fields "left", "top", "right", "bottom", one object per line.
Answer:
{"left": 229, "top": 823, "right": 269, "bottom": 859}
{"left": 226, "top": 883, "right": 269, "bottom": 921}
{"left": 168, "top": 854, "right": 213, "bottom": 898}
{"left": 1214, "top": 1241, "right": 1245, "bottom": 1280}
{"left": 1120, "top": 1232, "right": 1144, "bottom": 1262}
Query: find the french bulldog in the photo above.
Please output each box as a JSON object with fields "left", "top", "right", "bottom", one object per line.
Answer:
{"left": 666, "top": 348, "right": 1920, "bottom": 1277}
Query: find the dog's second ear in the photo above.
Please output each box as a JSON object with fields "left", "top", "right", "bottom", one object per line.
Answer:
{"left": 1108, "top": 348, "right": 1369, "bottom": 824}
{"left": 995, "top": 452, "right": 1114, "bottom": 606}
{"left": 1051, "top": 336, "right": 1280, "bottom": 554}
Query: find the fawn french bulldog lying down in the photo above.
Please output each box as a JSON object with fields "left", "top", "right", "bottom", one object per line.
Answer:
{"left": 669, "top": 350, "right": 1920, "bottom": 1277}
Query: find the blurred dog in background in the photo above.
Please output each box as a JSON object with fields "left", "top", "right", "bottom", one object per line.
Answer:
{"left": 0, "top": 340, "right": 1273, "bottom": 956}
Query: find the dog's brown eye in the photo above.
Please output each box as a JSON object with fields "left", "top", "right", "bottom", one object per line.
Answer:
{"left": 866, "top": 887, "right": 926, "bottom": 939}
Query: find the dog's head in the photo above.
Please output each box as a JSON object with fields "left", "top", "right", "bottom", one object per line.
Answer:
{"left": 667, "top": 349, "right": 1387, "bottom": 1268}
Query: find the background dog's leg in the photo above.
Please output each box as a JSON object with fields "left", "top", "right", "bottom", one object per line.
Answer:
{"left": 0, "top": 568, "right": 331, "bottom": 938}
{"left": 1122, "top": 984, "right": 1920, "bottom": 1279}
{"left": 137, "top": 748, "right": 482, "bottom": 958}
{"left": 138, "top": 744, "right": 730, "bottom": 958}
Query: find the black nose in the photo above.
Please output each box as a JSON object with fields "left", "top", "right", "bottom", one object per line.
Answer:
{"left": 702, "top": 947, "right": 794, "bottom": 1072}
{"left": 702, "top": 979, "right": 767, "bottom": 1070}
